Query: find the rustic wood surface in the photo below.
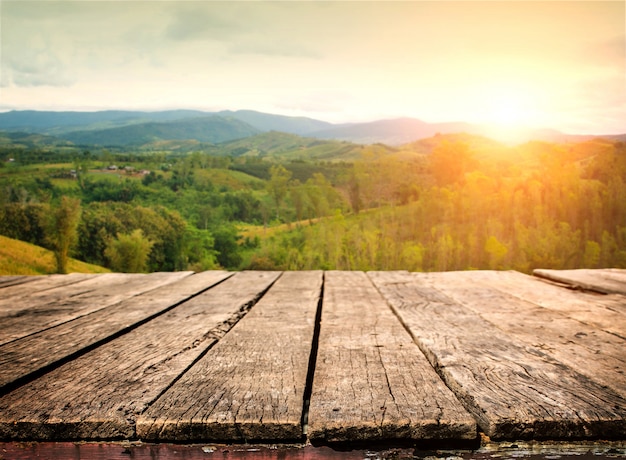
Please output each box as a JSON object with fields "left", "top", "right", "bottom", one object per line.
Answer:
{"left": 462, "top": 270, "right": 626, "bottom": 340}
{"left": 0, "top": 271, "right": 226, "bottom": 392}
{"left": 137, "top": 271, "right": 323, "bottom": 442}
{"left": 0, "top": 273, "right": 97, "bottom": 303}
{"left": 0, "top": 269, "right": 625, "bottom": 445}
{"left": 0, "top": 271, "right": 279, "bottom": 440}
{"left": 420, "top": 271, "right": 626, "bottom": 400}
{"left": 534, "top": 268, "right": 626, "bottom": 295}
{"left": 368, "top": 270, "right": 626, "bottom": 440}
{"left": 0, "top": 275, "right": 38, "bottom": 288}
{"left": 307, "top": 271, "right": 476, "bottom": 442}
{"left": 0, "top": 272, "right": 191, "bottom": 345}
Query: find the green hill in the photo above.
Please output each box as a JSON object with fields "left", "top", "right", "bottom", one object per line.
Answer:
{"left": 0, "top": 235, "right": 110, "bottom": 275}
{"left": 0, "top": 131, "right": 75, "bottom": 148}
{"left": 218, "top": 109, "right": 333, "bottom": 135}
{"left": 205, "top": 131, "right": 396, "bottom": 162}
{"left": 62, "top": 116, "right": 260, "bottom": 147}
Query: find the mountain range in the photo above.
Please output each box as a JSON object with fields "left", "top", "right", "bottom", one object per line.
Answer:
{"left": 0, "top": 109, "right": 623, "bottom": 148}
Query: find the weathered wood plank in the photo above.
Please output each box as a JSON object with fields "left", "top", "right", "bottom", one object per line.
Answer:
{"left": 137, "top": 271, "right": 323, "bottom": 442}
{"left": 0, "top": 271, "right": 279, "bottom": 440}
{"left": 307, "top": 271, "right": 476, "bottom": 443}
{"left": 0, "top": 275, "right": 33, "bottom": 288}
{"left": 457, "top": 270, "right": 626, "bottom": 340}
{"left": 419, "top": 271, "right": 626, "bottom": 400}
{"left": 0, "top": 273, "right": 184, "bottom": 310}
{"left": 534, "top": 268, "right": 626, "bottom": 295}
{"left": 0, "top": 272, "right": 193, "bottom": 345}
{"left": 0, "top": 273, "right": 97, "bottom": 299}
{"left": 0, "top": 271, "right": 229, "bottom": 393}
{"left": 369, "top": 271, "right": 626, "bottom": 440}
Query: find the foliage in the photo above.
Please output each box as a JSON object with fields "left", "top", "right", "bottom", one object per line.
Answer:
{"left": 77, "top": 202, "right": 188, "bottom": 271}
{"left": 47, "top": 196, "right": 82, "bottom": 274}
{"left": 105, "top": 229, "right": 154, "bottom": 273}
{"left": 267, "top": 165, "right": 292, "bottom": 219}
{"left": 1, "top": 132, "right": 625, "bottom": 274}
{"left": 0, "top": 202, "right": 49, "bottom": 246}
{"left": 244, "top": 139, "right": 626, "bottom": 273}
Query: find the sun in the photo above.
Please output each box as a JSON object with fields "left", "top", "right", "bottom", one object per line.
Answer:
{"left": 490, "top": 100, "right": 528, "bottom": 126}
{"left": 478, "top": 84, "right": 544, "bottom": 142}
{"left": 486, "top": 89, "right": 536, "bottom": 127}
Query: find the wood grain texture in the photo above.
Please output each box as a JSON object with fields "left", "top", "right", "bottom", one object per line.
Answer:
{"left": 0, "top": 271, "right": 225, "bottom": 392}
{"left": 0, "top": 272, "right": 192, "bottom": 345}
{"left": 420, "top": 271, "right": 626, "bottom": 400}
{"left": 0, "top": 271, "right": 279, "bottom": 440}
{"left": 534, "top": 269, "right": 626, "bottom": 295}
{"left": 307, "top": 271, "right": 476, "bottom": 443}
{"left": 137, "top": 271, "right": 323, "bottom": 442}
{"left": 454, "top": 270, "right": 626, "bottom": 340}
{"left": 0, "top": 273, "right": 97, "bottom": 301}
{"left": 369, "top": 271, "right": 626, "bottom": 440}
{"left": 0, "top": 275, "right": 34, "bottom": 288}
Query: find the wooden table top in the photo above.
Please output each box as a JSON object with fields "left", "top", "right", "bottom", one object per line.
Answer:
{"left": 0, "top": 269, "right": 624, "bottom": 446}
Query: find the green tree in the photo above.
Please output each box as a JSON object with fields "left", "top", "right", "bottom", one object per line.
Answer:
{"left": 212, "top": 224, "right": 243, "bottom": 269}
{"left": 184, "top": 226, "right": 218, "bottom": 271}
{"left": 430, "top": 141, "right": 476, "bottom": 186}
{"left": 583, "top": 240, "right": 600, "bottom": 268}
{"left": 484, "top": 235, "right": 508, "bottom": 270}
{"left": 48, "top": 197, "right": 82, "bottom": 274}
{"left": 290, "top": 179, "right": 307, "bottom": 223}
{"left": 347, "top": 171, "right": 362, "bottom": 214}
{"left": 105, "top": 229, "right": 154, "bottom": 273}
{"left": 267, "top": 165, "right": 292, "bottom": 220}
{"left": 77, "top": 202, "right": 188, "bottom": 271}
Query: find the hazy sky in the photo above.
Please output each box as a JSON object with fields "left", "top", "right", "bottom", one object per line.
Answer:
{"left": 0, "top": 1, "right": 624, "bottom": 134}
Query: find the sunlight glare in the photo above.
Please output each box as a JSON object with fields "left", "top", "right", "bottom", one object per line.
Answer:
{"left": 480, "top": 84, "right": 544, "bottom": 143}
{"left": 487, "top": 88, "right": 535, "bottom": 127}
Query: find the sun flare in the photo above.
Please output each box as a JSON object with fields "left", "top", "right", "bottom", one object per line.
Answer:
{"left": 490, "top": 100, "right": 528, "bottom": 126}
{"left": 485, "top": 87, "right": 538, "bottom": 127}
{"left": 477, "top": 84, "right": 546, "bottom": 142}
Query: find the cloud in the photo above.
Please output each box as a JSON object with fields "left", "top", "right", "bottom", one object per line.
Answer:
{"left": 165, "top": 6, "right": 239, "bottom": 42}
{"left": 163, "top": 3, "right": 322, "bottom": 60}
{"left": 229, "top": 39, "right": 321, "bottom": 59}
{"left": 1, "top": 47, "right": 75, "bottom": 88}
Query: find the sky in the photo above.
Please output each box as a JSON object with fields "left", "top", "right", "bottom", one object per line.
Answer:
{"left": 0, "top": 0, "right": 624, "bottom": 134}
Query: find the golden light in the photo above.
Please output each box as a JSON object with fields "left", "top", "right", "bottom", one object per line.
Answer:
{"left": 479, "top": 83, "right": 546, "bottom": 143}
{"left": 486, "top": 86, "right": 537, "bottom": 126}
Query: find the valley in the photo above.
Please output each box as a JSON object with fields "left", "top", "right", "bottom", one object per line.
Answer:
{"left": 0, "top": 110, "right": 624, "bottom": 275}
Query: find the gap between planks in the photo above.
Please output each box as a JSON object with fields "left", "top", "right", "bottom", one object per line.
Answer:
{"left": 307, "top": 271, "right": 476, "bottom": 443}
{"left": 369, "top": 270, "right": 626, "bottom": 440}
{"left": 137, "top": 271, "right": 324, "bottom": 442}
{"left": 0, "top": 271, "right": 229, "bottom": 394}
{"left": 0, "top": 271, "right": 280, "bottom": 440}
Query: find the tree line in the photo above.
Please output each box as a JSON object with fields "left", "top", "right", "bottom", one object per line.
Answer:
{"left": 246, "top": 139, "right": 626, "bottom": 272}
{"left": 1, "top": 136, "right": 624, "bottom": 273}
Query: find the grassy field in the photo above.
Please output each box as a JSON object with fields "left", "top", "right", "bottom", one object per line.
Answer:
{"left": 0, "top": 235, "right": 110, "bottom": 275}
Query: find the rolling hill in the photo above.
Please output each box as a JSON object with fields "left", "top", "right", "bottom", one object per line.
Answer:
{"left": 203, "top": 131, "right": 383, "bottom": 162}
{"left": 62, "top": 116, "right": 260, "bottom": 147}
{"left": 0, "top": 109, "right": 207, "bottom": 135}
{"left": 218, "top": 110, "right": 333, "bottom": 135}
{"left": 308, "top": 117, "right": 480, "bottom": 145}
{"left": 0, "top": 235, "right": 110, "bottom": 275}
{"left": 0, "top": 109, "right": 624, "bottom": 147}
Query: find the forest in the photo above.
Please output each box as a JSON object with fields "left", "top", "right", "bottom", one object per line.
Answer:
{"left": 1, "top": 131, "right": 625, "bottom": 274}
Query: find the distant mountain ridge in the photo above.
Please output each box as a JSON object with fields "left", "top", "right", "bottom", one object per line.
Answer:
{"left": 0, "top": 109, "right": 623, "bottom": 147}
{"left": 307, "top": 117, "right": 479, "bottom": 144}
{"left": 62, "top": 115, "right": 260, "bottom": 146}
{"left": 0, "top": 110, "right": 207, "bottom": 134}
